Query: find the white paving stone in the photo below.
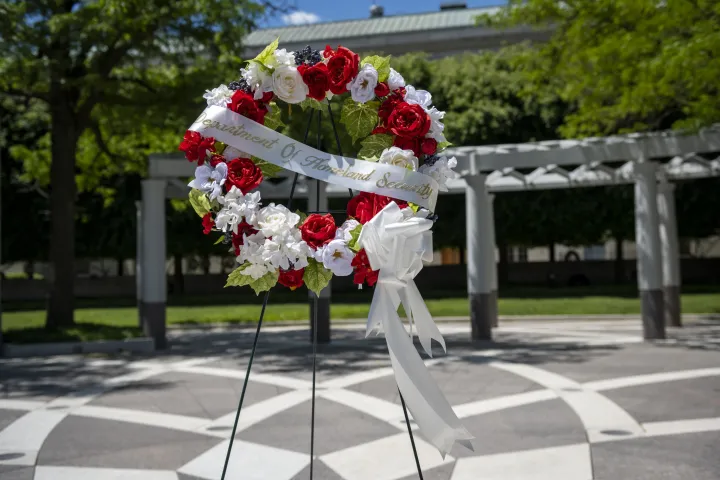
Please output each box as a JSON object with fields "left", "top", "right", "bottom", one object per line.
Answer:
{"left": 319, "top": 388, "right": 406, "bottom": 429}
{"left": 34, "top": 466, "right": 179, "bottom": 479}
{"left": 454, "top": 389, "right": 559, "bottom": 418}
{"left": 177, "top": 366, "right": 312, "bottom": 390}
{"left": 451, "top": 443, "right": 593, "bottom": 480}
{"left": 0, "top": 399, "right": 45, "bottom": 411}
{"left": 585, "top": 367, "right": 720, "bottom": 391}
{"left": 0, "top": 410, "right": 66, "bottom": 466}
{"left": 321, "top": 433, "right": 453, "bottom": 480}
{"left": 71, "top": 405, "right": 219, "bottom": 437}
{"left": 491, "top": 361, "right": 644, "bottom": 443}
{"left": 641, "top": 417, "right": 720, "bottom": 439}
{"left": 179, "top": 439, "right": 308, "bottom": 480}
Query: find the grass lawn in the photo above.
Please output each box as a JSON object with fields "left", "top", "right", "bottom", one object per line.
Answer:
{"left": 2, "top": 290, "right": 718, "bottom": 343}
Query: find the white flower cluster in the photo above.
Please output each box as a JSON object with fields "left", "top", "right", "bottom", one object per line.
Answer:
{"left": 188, "top": 163, "right": 227, "bottom": 201}
{"left": 419, "top": 156, "right": 459, "bottom": 192}
{"left": 378, "top": 146, "right": 419, "bottom": 171}
{"left": 311, "top": 219, "right": 360, "bottom": 277}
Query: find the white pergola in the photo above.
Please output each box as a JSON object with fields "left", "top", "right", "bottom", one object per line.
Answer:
{"left": 137, "top": 126, "right": 720, "bottom": 347}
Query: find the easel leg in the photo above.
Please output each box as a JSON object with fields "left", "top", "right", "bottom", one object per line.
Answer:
{"left": 400, "top": 390, "right": 424, "bottom": 479}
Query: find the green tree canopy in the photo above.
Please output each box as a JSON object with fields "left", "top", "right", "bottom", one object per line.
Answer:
{"left": 0, "top": 0, "right": 275, "bottom": 327}
{"left": 481, "top": 0, "right": 720, "bottom": 136}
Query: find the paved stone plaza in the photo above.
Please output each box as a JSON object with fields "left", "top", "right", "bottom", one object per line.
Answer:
{"left": 1, "top": 318, "right": 719, "bottom": 480}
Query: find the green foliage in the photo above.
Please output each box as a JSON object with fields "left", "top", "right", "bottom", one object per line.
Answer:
{"left": 482, "top": 0, "right": 720, "bottom": 135}
{"left": 264, "top": 101, "right": 285, "bottom": 130}
{"left": 299, "top": 98, "right": 325, "bottom": 111}
{"left": 340, "top": 97, "right": 380, "bottom": 144}
{"left": 251, "top": 156, "right": 284, "bottom": 178}
{"left": 188, "top": 189, "right": 212, "bottom": 217}
{"left": 361, "top": 55, "right": 392, "bottom": 82}
{"left": 347, "top": 224, "right": 363, "bottom": 252}
{"left": 303, "top": 258, "right": 333, "bottom": 296}
{"left": 296, "top": 210, "right": 308, "bottom": 223}
{"left": 253, "top": 38, "right": 280, "bottom": 67}
{"left": 225, "top": 263, "right": 279, "bottom": 294}
{"left": 357, "top": 134, "right": 393, "bottom": 160}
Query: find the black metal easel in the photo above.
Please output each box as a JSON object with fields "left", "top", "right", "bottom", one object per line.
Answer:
{"left": 219, "top": 103, "right": 424, "bottom": 480}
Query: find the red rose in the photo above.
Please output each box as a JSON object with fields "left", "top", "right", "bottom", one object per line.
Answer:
{"left": 372, "top": 126, "right": 389, "bottom": 135}
{"left": 298, "top": 63, "right": 331, "bottom": 101}
{"left": 229, "top": 90, "right": 268, "bottom": 124}
{"left": 225, "top": 158, "right": 263, "bottom": 194}
{"left": 261, "top": 91, "right": 274, "bottom": 103}
{"left": 374, "top": 82, "right": 390, "bottom": 98}
{"left": 300, "top": 213, "right": 337, "bottom": 249}
{"left": 347, "top": 192, "right": 408, "bottom": 224}
{"left": 421, "top": 138, "right": 438, "bottom": 156}
{"left": 324, "top": 46, "right": 359, "bottom": 95}
{"left": 209, "top": 154, "right": 225, "bottom": 167}
{"left": 393, "top": 136, "right": 421, "bottom": 157}
{"left": 202, "top": 213, "right": 214, "bottom": 235}
{"left": 351, "top": 249, "right": 379, "bottom": 287}
{"left": 179, "top": 130, "right": 215, "bottom": 164}
{"left": 388, "top": 102, "right": 431, "bottom": 138}
{"left": 231, "top": 221, "right": 258, "bottom": 255}
{"left": 278, "top": 268, "right": 305, "bottom": 291}
{"left": 378, "top": 92, "right": 405, "bottom": 122}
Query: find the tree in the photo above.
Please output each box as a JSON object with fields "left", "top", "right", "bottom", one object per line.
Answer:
{"left": 481, "top": 0, "right": 720, "bottom": 136}
{"left": 0, "top": 0, "right": 277, "bottom": 327}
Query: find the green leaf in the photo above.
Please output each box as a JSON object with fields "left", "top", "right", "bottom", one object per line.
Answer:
{"left": 296, "top": 210, "right": 308, "bottom": 223}
{"left": 188, "top": 189, "right": 212, "bottom": 217}
{"left": 251, "top": 156, "right": 284, "bottom": 178}
{"left": 247, "top": 269, "right": 279, "bottom": 295}
{"left": 347, "top": 224, "right": 363, "bottom": 252}
{"left": 214, "top": 141, "right": 227, "bottom": 155}
{"left": 213, "top": 235, "right": 225, "bottom": 245}
{"left": 361, "top": 55, "right": 392, "bottom": 82}
{"left": 436, "top": 141, "right": 453, "bottom": 151}
{"left": 303, "top": 259, "right": 333, "bottom": 296}
{"left": 340, "top": 97, "right": 380, "bottom": 144}
{"left": 264, "top": 101, "right": 285, "bottom": 130}
{"left": 225, "top": 264, "right": 253, "bottom": 287}
{"left": 253, "top": 38, "right": 279, "bottom": 67}
{"left": 299, "top": 98, "right": 325, "bottom": 111}
{"left": 357, "top": 134, "right": 393, "bottom": 160}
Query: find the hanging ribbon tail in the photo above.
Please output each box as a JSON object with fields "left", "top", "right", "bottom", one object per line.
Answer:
{"left": 383, "top": 312, "right": 474, "bottom": 457}
{"left": 403, "top": 280, "right": 446, "bottom": 356}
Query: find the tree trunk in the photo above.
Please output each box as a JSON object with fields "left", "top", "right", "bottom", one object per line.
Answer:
{"left": 614, "top": 236, "right": 625, "bottom": 284}
{"left": 458, "top": 245, "right": 465, "bottom": 265}
{"left": 201, "top": 254, "right": 211, "bottom": 275}
{"left": 548, "top": 243, "right": 556, "bottom": 263}
{"left": 116, "top": 257, "right": 124, "bottom": 276}
{"left": 173, "top": 254, "right": 184, "bottom": 295}
{"left": 45, "top": 88, "right": 79, "bottom": 329}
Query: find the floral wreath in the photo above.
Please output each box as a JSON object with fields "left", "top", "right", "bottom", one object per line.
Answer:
{"left": 179, "top": 39, "right": 458, "bottom": 296}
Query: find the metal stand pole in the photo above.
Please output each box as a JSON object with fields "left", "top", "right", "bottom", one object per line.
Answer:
{"left": 219, "top": 111, "right": 314, "bottom": 480}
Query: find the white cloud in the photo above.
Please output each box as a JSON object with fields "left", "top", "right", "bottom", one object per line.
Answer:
{"left": 282, "top": 11, "right": 321, "bottom": 25}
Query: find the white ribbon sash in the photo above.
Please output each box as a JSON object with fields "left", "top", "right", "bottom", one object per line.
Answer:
{"left": 358, "top": 203, "right": 474, "bottom": 456}
{"left": 188, "top": 106, "right": 439, "bottom": 211}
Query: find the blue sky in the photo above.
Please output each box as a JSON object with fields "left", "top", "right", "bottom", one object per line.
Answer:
{"left": 263, "top": 0, "right": 505, "bottom": 27}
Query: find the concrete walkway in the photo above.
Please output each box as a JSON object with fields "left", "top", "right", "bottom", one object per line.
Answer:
{"left": 1, "top": 319, "right": 719, "bottom": 479}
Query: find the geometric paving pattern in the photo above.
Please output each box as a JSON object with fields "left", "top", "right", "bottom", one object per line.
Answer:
{"left": 1, "top": 319, "right": 720, "bottom": 479}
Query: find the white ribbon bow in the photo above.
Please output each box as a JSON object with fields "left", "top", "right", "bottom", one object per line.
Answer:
{"left": 358, "top": 202, "right": 474, "bottom": 457}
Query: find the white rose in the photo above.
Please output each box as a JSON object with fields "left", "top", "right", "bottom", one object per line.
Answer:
{"left": 426, "top": 106, "right": 446, "bottom": 143}
{"left": 222, "top": 145, "right": 251, "bottom": 161}
{"left": 188, "top": 163, "right": 227, "bottom": 201}
{"left": 243, "top": 263, "right": 271, "bottom": 280}
{"left": 347, "top": 64, "right": 378, "bottom": 104}
{"left": 255, "top": 203, "right": 301, "bottom": 237}
{"left": 267, "top": 48, "right": 296, "bottom": 68}
{"left": 319, "top": 239, "right": 355, "bottom": 276}
{"left": 378, "top": 146, "right": 419, "bottom": 171}
{"left": 272, "top": 65, "right": 308, "bottom": 104}
{"left": 203, "top": 84, "right": 233, "bottom": 107}
{"left": 387, "top": 68, "right": 405, "bottom": 91}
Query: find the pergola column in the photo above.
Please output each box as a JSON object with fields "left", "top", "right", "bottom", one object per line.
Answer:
{"left": 466, "top": 172, "right": 495, "bottom": 340}
{"left": 308, "top": 179, "right": 331, "bottom": 344}
{"left": 658, "top": 181, "right": 682, "bottom": 327}
{"left": 488, "top": 194, "right": 499, "bottom": 328}
{"left": 633, "top": 160, "right": 665, "bottom": 339}
{"left": 141, "top": 179, "right": 167, "bottom": 349}
{"left": 135, "top": 200, "right": 143, "bottom": 328}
